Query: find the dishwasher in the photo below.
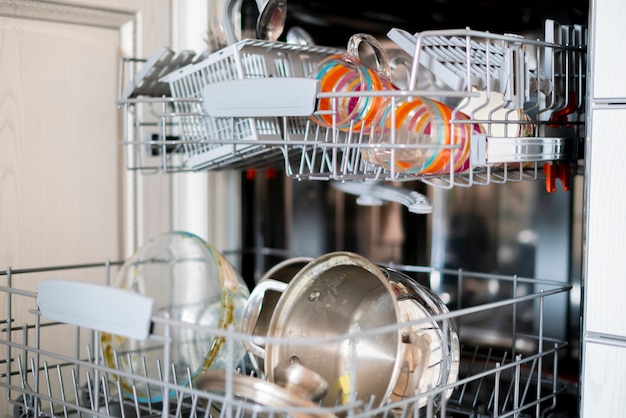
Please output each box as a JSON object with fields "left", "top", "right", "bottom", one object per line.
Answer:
{"left": 0, "top": 1, "right": 606, "bottom": 417}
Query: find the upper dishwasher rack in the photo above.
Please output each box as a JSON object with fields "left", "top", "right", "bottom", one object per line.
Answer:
{"left": 118, "top": 21, "right": 586, "bottom": 189}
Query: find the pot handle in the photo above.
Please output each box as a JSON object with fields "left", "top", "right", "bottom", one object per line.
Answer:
{"left": 241, "top": 278, "right": 288, "bottom": 359}
{"left": 403, "top": 332, "right": 431, "bottom": 398}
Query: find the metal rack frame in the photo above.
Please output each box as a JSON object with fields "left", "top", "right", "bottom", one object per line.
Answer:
{"left": 1, "top": 259, "right": 571, "bottom": 418}
{"left": 117, "top": 24, "right": 586, "bottom": 191}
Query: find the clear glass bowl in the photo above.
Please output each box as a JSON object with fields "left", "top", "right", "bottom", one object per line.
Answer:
{"left": 381, "top": 266, "right": 461, "bottom": 411}
{"left": 101, "top": 231, "right": 250, "bottom": 403}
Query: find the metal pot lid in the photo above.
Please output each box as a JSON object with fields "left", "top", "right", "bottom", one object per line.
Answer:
{"left": 194, "top": 370, "right": 336, "bottom": 418}
{"left": 273, "top": 361, "right": 329, "bottom": 403}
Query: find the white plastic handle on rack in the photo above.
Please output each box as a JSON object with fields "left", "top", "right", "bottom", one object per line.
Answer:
{"left": 37, "top": 279, "right": 155, "bottom": 340}
{"left": 202, "top": 77, "right": 320, "bottom": 117}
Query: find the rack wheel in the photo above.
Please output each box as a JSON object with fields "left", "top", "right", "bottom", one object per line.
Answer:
{"left": 13, "top": 394, "right": 43, "bottom": 418}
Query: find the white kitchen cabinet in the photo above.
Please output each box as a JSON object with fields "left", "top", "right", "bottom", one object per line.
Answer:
{"left": 0, "top": 3, "right": 171, "bottom": 416}
{"left": 583, "top": 108, "right": 626, "bottom": 337}
{"left": 0, "top": 1, "right": 172, "bottom": 269}
{"left": 581, "top": 339, "right": 626, "bottom": 415}
{"left": 581, "top": 0, "right": 626, "bottom": 415}
{"left": 590, "top": 0, "right": 626, "bottom": 100}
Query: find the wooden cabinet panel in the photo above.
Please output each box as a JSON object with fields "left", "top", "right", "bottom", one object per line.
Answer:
{"left": 0, "top": 1, "right": 172, "bottom": 271}
{"left": 0, "top": 16, "right": 122, "bottom": 266}
{"left": 0, "top": 4, "right": 170, "bottom": 413}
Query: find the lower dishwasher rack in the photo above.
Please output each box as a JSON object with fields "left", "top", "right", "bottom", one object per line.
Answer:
{"left": 0, "top": 259, "right": 573, "bottom": 418}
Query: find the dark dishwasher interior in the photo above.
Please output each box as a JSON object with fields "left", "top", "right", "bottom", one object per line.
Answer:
{"left": 239, "top": 2, "right": 588, "bottom": 417}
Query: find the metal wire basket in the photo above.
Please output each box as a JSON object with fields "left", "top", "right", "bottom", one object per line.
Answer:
{"left": 118, "top": 22, "right": 586, "bottom": 192}
{"left": 159, "top": 39, "right": 342, "bottom": 171}
{"left": 1, "top": 258, "right": 572, "bottom": 418}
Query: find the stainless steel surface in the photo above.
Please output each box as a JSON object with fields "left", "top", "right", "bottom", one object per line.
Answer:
{"left": 249, "top": 257, "right": 313, "bottom": 344}
{"left": 273, "top": 361, "right": 329, "bottom": 402}
{"left": 256, "top": 0, "right": 287, "bottom": 41}
{"left": 194, "top": 370, "right": 336, "bottom": 418}
{"left": 286, "top": 26, "right": 315, "bottom": 45}
{"left": 429, "top": 179, "right": 578, "bottom": 365}
{"left": 281, "top": 0, "right": 588, "bottom": 48}
{"left": 244, "top": 252, "right": 458, "bottom": 414}
{"left": 248, "top": 252, "right": 404, "bottom": 409}
{"left": 207, "top": 0, "right": 231, "bottom": 51}
{"left": 241, "top": 252, "right": 462, "bottom": 413}
{"left": 223, "top": 0, "right": 264, "bottom": 45}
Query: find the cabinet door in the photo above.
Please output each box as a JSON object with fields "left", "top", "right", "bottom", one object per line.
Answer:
{"left": 591, "top": 0, "right": 626, "bottom": 100}
{"left": 585, "top": 108, "right": 626, "bottom": 337}
{"left": 581, "top": 340, "right": 626, "bottom": 415}
{"left": 0, "top": 1, "right": 171, "bottom": 270}
{"left": 0, "top": 4, "right": 170, "bottom": 414}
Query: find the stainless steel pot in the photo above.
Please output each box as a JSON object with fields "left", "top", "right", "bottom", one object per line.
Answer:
{"left": 242, "top": 251, "right": 432, "bottom": 410}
